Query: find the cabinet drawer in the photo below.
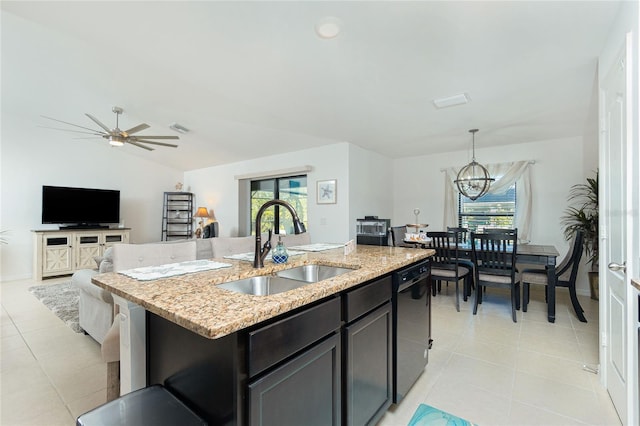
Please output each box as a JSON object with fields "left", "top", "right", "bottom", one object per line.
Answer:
{"left": 248, "top": 297, "right": 341, "bottom": 378}
{"left": 248, "top": 333, "right": 341, "bottom": 426}
{"left": 344, "top": 275, "right": 392, "bottom": 323}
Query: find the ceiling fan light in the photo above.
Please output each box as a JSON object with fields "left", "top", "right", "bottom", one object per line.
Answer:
{"left": 109, "top": 135, "right": 125, "bottom": 147}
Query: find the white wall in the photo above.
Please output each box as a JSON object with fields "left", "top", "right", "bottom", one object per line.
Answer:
{"left": 185, "top": 143, "right": 353, "bottom": 244}
{"left": 348, "top": 144, "right": 394, "bottom": 239}
{"left": 392, "top": 136, "right": 596, "bottom": 295}
{"left": 0, "top": 112, "right": 183, "bottom": 281}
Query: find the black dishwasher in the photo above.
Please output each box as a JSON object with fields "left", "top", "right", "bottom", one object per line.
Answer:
{"left": 392, "top": 259, "right": 431, "bottom": 403}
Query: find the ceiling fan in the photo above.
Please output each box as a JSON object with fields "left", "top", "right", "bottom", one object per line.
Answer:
{"left": 41, "top": 106, "right": 179, "bottom": 151}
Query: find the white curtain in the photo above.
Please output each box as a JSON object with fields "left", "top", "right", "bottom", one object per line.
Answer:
{"left": 443, "top": 160, "right": 533, "bottom": 242}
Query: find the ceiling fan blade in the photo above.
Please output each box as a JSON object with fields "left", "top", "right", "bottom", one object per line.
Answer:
{"left": 41, "top": 115, "right": 107, "bottom": 134}
{"left": 127, "top": 140, "right": 155, "bottom": 151}
{"left": 38, "top": 125, "right": 104, "bottom": 136}
{"left": 129, "top": 135, "right": 179, "bottom": 140}
{"left": 123, "top": 123, "right": 150, "bottom": 135}
{"left": 85, "top": 113, "right": 112, "bottom": 133}
{"left": 132, "top": 139, "right": 178, "bottom": 148}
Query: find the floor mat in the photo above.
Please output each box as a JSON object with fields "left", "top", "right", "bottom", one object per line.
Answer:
{"left": 408, "top": 404, "right": 476, "bottom": 426}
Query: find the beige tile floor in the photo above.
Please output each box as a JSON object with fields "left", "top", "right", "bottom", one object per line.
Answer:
{"left": 1, "top": 277, "right": 622, "bottom": 426}
{"left": 379, "top": 283, "right": 622, "bottom": 426}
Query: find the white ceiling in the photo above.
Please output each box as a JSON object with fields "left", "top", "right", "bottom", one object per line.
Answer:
{"left": 1, "top": 1, "right": 621, "bottom": 171}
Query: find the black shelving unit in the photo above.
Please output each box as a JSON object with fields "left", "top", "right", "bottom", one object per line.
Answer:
{"left": 161, "top": 192, "right": 194, "bottom": 241}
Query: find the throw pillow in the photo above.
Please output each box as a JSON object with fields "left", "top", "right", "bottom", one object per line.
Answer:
{"left": 93, "top": 256, "right": 104, "bottom": 269}
{"left": 99, "top": 247, "right": 114, "bottom": 273}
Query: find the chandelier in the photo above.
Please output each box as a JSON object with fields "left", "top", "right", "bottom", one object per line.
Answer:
{"left": 455, "top": 129, "right": 494, "bottom": 200}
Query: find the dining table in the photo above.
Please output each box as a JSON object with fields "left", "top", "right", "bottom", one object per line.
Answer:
{"left": 407, "top": 240, "right": 572, "bottom": 323}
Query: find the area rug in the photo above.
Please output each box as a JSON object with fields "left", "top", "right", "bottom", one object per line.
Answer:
{"left": 28, "top": 281, "right": 83, "bottom": 333}
{"left": 408, "top": 404, "right": 476, "bottom": 426}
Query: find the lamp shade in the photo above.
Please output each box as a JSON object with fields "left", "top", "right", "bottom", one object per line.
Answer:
{"left": 194, "top": 207, "right": 210, "bottom": 218}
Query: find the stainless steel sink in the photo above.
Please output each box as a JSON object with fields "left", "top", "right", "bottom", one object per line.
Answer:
{"left": 276, "top": 264, "right": 356, "bottom": 283}
{"left": 217, "top": 275, "right": 312, "bottom": 296}
{"left": 217, "top": 264, "right": 356, "bottom": 296}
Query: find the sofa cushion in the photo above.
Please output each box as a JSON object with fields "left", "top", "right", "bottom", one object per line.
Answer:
{"left": 112, "top": 241, "right": 197, "bottom": 271}
{"left": 211, "top": 236, "right": 256, "bottom": 258}
{"left": 73, "top": 268, "right": 113, "bottom": 303}
{"left": 277, "top": 233, "right": 311, "bottom": 247}
{"left": 195, "top": 238, "right": 214, "bottom": 260}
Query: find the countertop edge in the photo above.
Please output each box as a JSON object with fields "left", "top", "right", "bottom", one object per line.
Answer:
{"left": 92, "top": 246, "right": 434, "bottom": 339}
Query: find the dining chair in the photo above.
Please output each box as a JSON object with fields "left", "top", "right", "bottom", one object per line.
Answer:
{"left": 446, "top": 226, "right": 469, "bottom": 244}
{"left": 427, "top": 231, "right": 472, "bottom": 312}
{"left": 447, "top": 226, "right": 475, "bottom": 296}
{"left": 483, "top": 228, "right": 517, "bottom": 235}
{"left": 390, "top": 225, "right": 414, "bottom": 247}
{"left": 471, "top": 229, "right": 520, "bottom": 322}
{"left": 521, "top": 230, "right": 586, "bottom": 322}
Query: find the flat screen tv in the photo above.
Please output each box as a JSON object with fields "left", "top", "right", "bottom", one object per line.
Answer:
{"left": 42, "top": 185, "right": 120, "bottom": 228}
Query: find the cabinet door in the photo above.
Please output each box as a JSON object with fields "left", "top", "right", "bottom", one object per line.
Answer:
{"left": 42, "top": 234, "right": 73, "bottom": 276}
{"left": 248, "top": 333, "right": 341, "bottom": 426}
{"left": 102, "top": 230, "right": 129, "bottom": 250}
{"left": 75, "top": 233, "right": 101, "bottom": 270}
{"left": 345, "top": 302, "right": 392, "bottom": 426}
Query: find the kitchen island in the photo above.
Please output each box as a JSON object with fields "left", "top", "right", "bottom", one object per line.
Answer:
{"left": 92, "top": 244, "right": 434, "bottom": 425}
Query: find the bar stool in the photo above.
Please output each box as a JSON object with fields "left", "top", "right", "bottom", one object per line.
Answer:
{"left": 76, "top": 385, "right": 206, "bottom": 426}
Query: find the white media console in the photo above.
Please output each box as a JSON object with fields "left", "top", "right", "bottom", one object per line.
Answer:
{"left": 32, "top": 228, "right": 130, "bottom": 280}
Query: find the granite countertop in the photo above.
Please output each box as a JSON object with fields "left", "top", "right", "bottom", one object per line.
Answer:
{"left": 92, "top": 245, "right": 433, "bottom": 340}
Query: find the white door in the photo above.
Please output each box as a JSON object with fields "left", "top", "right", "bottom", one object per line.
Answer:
{"left": 601, "top": 35, "right": 635, "bottom": 424}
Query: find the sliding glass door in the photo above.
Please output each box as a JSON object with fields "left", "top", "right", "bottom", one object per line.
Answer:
{"left": 250, "top": 176, "right": 307, "bottom": 235}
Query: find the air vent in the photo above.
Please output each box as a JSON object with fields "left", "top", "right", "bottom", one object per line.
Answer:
{"left": 169, "top": 123, "right": 189, "bottom": 134}
{"left": 433, "top": 93, "right": 470, "bottom": 109}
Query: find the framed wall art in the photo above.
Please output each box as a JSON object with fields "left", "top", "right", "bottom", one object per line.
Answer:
{"left": 316, "top": 179, "right": 337, "bottom": 204}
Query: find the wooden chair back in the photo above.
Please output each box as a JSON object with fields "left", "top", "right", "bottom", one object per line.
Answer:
{"left": 471, "top": 229, "right": 518, "bottom": 279}
{"left": 428, "top": 231, "right": 459, "bottom": 266}
{"left": 390, "top": 226, "right": 407, "bottom": 247}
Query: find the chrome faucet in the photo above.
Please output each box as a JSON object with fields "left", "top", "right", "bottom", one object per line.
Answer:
{"left": 253, "top": 199, "right": 306, "bottom": 268}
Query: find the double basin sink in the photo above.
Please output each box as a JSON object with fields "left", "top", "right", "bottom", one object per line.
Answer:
{"left": 217, "top": 264, "right": 356, "bottom": 296}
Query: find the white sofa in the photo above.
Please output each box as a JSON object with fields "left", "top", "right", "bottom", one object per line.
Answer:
{"left": 73, "top": 233, "right": 310, "bottom": 343}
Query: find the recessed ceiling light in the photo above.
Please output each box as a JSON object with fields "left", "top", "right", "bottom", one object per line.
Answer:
{"left": 315, "top": 17, "right": 341, "bottom": 39}
{"left": 433, "top": 93, "right": 471, "bottom": 109}
{"left": 169, "top": 123, "right": 189, "bottom": 134}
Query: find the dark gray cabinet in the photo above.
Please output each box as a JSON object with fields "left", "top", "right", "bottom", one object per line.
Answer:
{"left": 247, "top": 297, "right": 342, "bottom": 426}
{"left": 248, "top": 334, "right": 341, "bottom": 426}
{"left": 343, "top": 276, "right": 393, "bottom": 426}
{"left": 145, "top": 264, "right": 425, "bottom": 426}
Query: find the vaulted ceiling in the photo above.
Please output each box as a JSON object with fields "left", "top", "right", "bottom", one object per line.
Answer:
{"left": 1, "top": 1, "right": 621, "bottom": 171}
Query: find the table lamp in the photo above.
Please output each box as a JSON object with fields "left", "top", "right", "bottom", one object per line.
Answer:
{"left": 194, "top": 207, "right": 211, "bottom": 237}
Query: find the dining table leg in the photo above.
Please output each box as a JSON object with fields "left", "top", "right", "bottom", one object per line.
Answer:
{"left": 547, "top": 264, "right": 556, "bottom": 323}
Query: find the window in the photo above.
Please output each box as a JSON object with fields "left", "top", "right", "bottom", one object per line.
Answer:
{"left": 250, "top": 175, "right": 307, "bottom": 235}
{"left": 458, "top": 185, "right": 516, "bottom": 232}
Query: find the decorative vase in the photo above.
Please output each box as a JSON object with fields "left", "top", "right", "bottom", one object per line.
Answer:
{"left": 272, "top": 239, "right": 289, "bottom": 264}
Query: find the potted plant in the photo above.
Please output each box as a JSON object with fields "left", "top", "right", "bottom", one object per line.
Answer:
{"left": 561, "top": 170, "right": 599, "bottom": 299}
